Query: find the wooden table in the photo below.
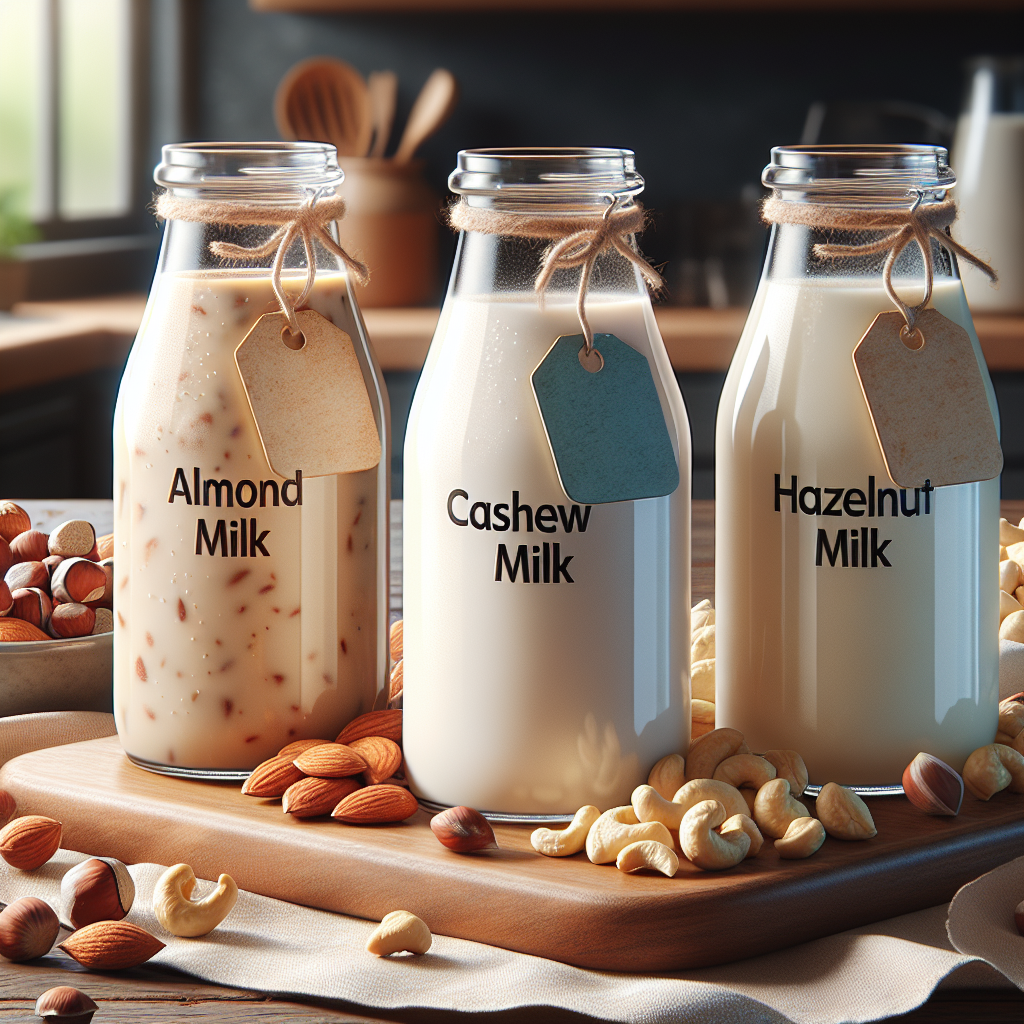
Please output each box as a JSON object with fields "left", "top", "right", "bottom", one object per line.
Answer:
{"left": 0, "top": 500, "right": 1020, "bottom": 1022}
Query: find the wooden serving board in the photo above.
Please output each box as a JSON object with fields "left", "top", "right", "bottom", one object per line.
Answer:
{"left": 1, "top": 736, "right": 1021, "bottom": 973}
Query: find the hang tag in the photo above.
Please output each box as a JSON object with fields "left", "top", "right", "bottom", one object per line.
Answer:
{"left": 531, "top": 333, "right": 679, "bottom": 504}
{"left": 234, "top": 309, "right": 381, "bottom": 479}
{"left": 852, "top": 308, "right": 1002, "bottom": 488}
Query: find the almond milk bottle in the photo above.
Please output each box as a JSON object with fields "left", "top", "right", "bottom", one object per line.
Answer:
{"left": 113, "top": 143, "right": 390, "bottom": 776}
{"left": 716, "top": 146, "right": 1000, "bottom": 790}
{"left": 403, "top": 149, "right": 691, "bottom": 818}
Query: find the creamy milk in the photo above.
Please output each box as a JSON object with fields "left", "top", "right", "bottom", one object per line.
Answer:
{"left": 716, "top": 277, "right": 999, "bottom": 786}
{"left": 403, "top": 293, "right": 691, "bottom": 816}
{"left": 113, "top": 271, "right": 383, "bottom": 772}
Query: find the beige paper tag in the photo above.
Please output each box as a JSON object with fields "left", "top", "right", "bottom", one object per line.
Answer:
{"left": 234, "top": 309, "right": 381, "bottom": 479}
{"left": 852, "top": 308, "right": 1002, "bottom": 488}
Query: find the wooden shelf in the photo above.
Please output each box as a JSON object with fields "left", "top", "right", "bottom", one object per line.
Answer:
{"left": 252, "top": 0, "right": 1020, "bottom": 10}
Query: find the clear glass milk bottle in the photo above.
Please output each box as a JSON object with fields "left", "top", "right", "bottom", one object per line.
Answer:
{"left": 403, "top": 148, "right": 691, "bottom": 818}
{"left": 716, "top": 145, "right": 1000, "bottom": 790}
{"left": 113, "top": 142, "right": 390, "bottom": 776}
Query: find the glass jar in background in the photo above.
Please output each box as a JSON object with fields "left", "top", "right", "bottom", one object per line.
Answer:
{"left": 716, "top": 145, "right": 999, "bottom": 791}
{"left": 402, "top": 148, "right": 691, "bottom": 819}
{"left": 114, "top": 142, "right": 390, "bottom": 777}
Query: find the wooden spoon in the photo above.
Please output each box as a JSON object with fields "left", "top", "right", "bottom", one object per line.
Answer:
{"left": 393, "top": 68, "right": 459, "bottom": 164}
{"left": 274, "top": 57, "right": 372, "bottom": 158}
{"left": 367, "top": 70, "right": 398, "bottom": 158}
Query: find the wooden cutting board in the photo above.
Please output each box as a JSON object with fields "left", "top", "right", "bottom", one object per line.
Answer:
{"left": 1, "top": 736, "right": 1020, "bottom": 973}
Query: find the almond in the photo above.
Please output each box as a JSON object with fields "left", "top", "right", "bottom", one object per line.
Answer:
{"left": 0, "top": 791, "right": 16, "bottom": 828}
{"left": 350, "top": 736, "right": 403, "bottom": 786}
{"left": 336, "top": 709, "right": 402, "bottom": 746}
{"left": 389, "top": 618, "right": 403, "bottom": 661}
{"left": 241, "top": 756, "right": 305, "bottom": 798}
{"left": 0, "top": 618, "right": 50, "bottom": 643}
{"left": 332, "top": 784, "right": 419, "bottom": 824}
{"left": 389, "top": 659, "right": 403, "bottom": 700}
{"left": 282, "top": 776, "right": 361, "bottom": 818}
{"left": 293, "top": 743, "right": 367, "bottom": 778}
{"left": 58, "top": 919, "right": 164, "bottom": 970}
{"left": 0, "top": 815, "right": 62, "bottom": 869}
{"left": 277, "top": 737, "right": 331, "bottom": 760}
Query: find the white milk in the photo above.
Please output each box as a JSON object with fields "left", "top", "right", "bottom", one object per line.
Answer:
{"left": 403, "top": 293, "right": 691, "bottom": 816}
{"left": 113, "top": 271, "right": 382, "bottom": 772}
{"left": 716, "top": 277, "right": 999, "bottom": 786}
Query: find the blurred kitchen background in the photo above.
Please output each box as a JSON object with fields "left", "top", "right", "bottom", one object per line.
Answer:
{"left": 1, "top": 0, "right": 1022, "bottom": 501}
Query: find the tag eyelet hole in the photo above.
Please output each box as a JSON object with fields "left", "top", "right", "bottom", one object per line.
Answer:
{"left": 281, "top": 327, "right": 306, "bottom": 351}
{"left": 899, "top": 325, "right": 925, "bottom": 351}
{"left": 578, "top": 347, "right": 604, "bottom": 373}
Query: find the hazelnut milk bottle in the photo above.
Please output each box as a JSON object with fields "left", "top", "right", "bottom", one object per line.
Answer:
{"left": 716, "top": 145, "right": 1000, "bottom": 790}
{"left": 403, "top": 148, "right": 691, "bottom": 818}
{"left": 113, "top": 143, "right": 390, "bottom": 776}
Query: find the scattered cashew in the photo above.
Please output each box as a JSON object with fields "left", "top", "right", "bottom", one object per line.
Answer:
{"left": 680, "top": 800, "right": 749, "bottom": 870}
{"left": 691, "top": 659, "right": 716, "bottom": 702}
{"left": 1008, "top": 540, "right": 1024, "bottom": 565}
{"left": 632, "top": 784, "right": 688, "bottom": 829}
{"left": 1000, "top": 588, "right": 1022, "bottom": 624}
{"left": 762, "top": 749, "right": 810, "bottom": 797}
{"left": 153, "top": 864, "right": 238, "bottom": 937}
{"left": 962, "top": 743, "right": 1024, "bottom": 800}
{"left": 691, "top": 624, "right": 715, "bottom": 663}
{"left": 531, "top": 805, "right": 600, "bottom": 857}
{"left": 774, "top": 816, "right": 826, "bottom": 859}
{"left": 585, "top": 805, "right": 673, "bottom": 864}
{"left": 615, "top": 840, "right": 679, "bottom": 877}
{"left": 753, "top": 778, "right": 809, "bottom": 839}
{"left": 816, "top": 783, "right": 877, "bottom": 840}
{"left": 1000, "top": 610, "right": 1024, "bottom": 644}
{"left": 1000, "top": 518, "right": 1024, "bottom": 546}
{"left": 999, "top": 559, "right": 1023, "bottom": 595}
{"left": 686, "top": 728, "right": 748, "bottom": 781}
{"left": 995, "top": 730, "right": 1024, "bottom": 756}
{"left": 691, "top": 699, "right": 716, "bottom": 726}
{"left": 691, "top": 599, "right": 715, "bottom": 632}
{"left": 720, "top": 813, "right": 763, "bottom": 858}
{"left": 998, "top": 697, "right": 1024, "bottom": 740}
{"left": 713, "top": 754, "right": 776, "bottom": 791}
{"left": 648, "top": 753, "right": 686, "bottom": 800}
{"left": 366, "top": 911, "right": 432, "bottom": 956}
{"left": 672, "top": 778, "right": 749, "bottom": 820}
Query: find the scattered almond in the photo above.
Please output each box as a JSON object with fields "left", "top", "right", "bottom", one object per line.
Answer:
{"left": 332, "top": 784, "right": 419, "bottom": 824}
{"left": 336, "top": 709, "right": 403, "bottom": 746}
{"left": 58, "top": 919, "right": 164, "bottom": 970}
{"left": 350, "top": 736, "right": 403, "bottom": 786}
{"left": 293, "top": 743, "right": 367, "bottom": 778}
{"left": 282, "top": 776, "right": 361, "bottom": 818}
{"left": 0, "top": 815, "right": 62, "bottom": 870}
{"left": 241, "top": 756, "right": 305, "bottom": 798}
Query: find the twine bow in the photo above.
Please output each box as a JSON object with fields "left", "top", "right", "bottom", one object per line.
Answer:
{"left": 155, "top": 191, "right": 369, "bottom": 335}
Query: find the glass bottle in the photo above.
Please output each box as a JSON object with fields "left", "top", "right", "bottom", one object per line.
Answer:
{"left": 113, "top": 142, "right": 390, "bottom": 777}
{"left": 402, "top": 148, "right": 691, "bottom": 819}
{"left": 716, "top": 145, "right": 999, "bottom": 791}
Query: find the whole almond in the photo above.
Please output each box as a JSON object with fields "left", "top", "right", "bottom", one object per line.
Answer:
{"left": 241, "top": 755, "right": 305, "bottom": 797}
{"left": 332, "top": 784, "right": 419, "bottom": 824}
{"left": 96, "top": 533, "right": 114, "bottom": 560}
{"left": 277, "top": 737, "right": 331, "bottom": 760}
{"left": 350, "top": 736, "right": 403, "bottom": 786}
{"left": 10, "top": 530, "right": 49, "bottom": 563}
{"left": 0, "top": 502, "right": 30, "bottom": 543}
{"left": 0, "top": 618, "right": 50, "bottom": 643}
{"left": 48, "top": 520, "right": 96, "bottom": 559}
{"left": 389, "top": 659, "right": 403, "bottom": 700}
{"left": 294, "top": 743, "right": 367, "bottom": 778}
{"left": 282, "top": 776, "right": 361, "bottom": 818}
{"left": 336, "top": 709, "right": 403, "bottom": 746}
{"left": 51, "top": 558, "right": 106, "bottom": 604}
{"left": 58, "top": 919, "right": 164, "bottom": 970}
{"left": 389, "top": 618, "right": 403, "bottom": 661}
{"left": 0, "top": 815, "right": 62, "bottom": 869}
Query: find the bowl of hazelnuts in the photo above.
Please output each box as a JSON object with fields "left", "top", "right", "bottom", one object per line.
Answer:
{"left": 0, "top": 501, "right": 113, "bottom": 716}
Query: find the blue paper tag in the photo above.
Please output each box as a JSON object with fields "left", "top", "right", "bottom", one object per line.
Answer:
{"left": 531, "top": 333, "right": 679, "bottom": 504}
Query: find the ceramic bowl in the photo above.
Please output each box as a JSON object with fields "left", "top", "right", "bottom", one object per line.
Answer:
{"left": 0, "top": 631, "right": 113, "bottom": 716}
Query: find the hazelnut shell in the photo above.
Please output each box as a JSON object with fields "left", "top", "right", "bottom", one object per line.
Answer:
{"left": 0, "top": 896, "right": 59, "bottom": 961}
{"left": 430, "top": 805, "right": 498, "bottom": 852}
{"left": 34, "top": 985, "right": 98, "bottom": 1021}
{"left": 60, "top": 857, "right": 135, "bottom": 929}
{"left": 902, "top": 752, "right": 964, "bottom": 816}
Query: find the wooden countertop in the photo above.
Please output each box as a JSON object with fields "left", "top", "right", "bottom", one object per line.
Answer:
{"left": 3, "top": 294, "right": 1022, "bottom": 393}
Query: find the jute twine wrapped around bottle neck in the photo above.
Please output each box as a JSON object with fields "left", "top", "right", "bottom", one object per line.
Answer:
{"left": 155, "top": 191, "right": 369, "bottom": 335}
{"left": 448, "top": 198, "right": 663, "bottom": 352}
{"left": 762, "top": 195, "right": 997, "bottom": 331}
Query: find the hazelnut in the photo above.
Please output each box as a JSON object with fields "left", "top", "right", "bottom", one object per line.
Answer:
{"left": 61, "top": 857, "right": 135, "bottom": 928}
{"left": 0, "top": 502, "right": 31, "bottom": 543}
{"left": 48, "top": 520, "right": 96, "bottom": 559}
{"left": 10, "top": 530, "right": 49, "bottom": 563}
{"left": 48, "top": 603, "right": 96, "bottom": 639}
{"left": 34, "top": 986, "right": 98, "bottom": 1022}
{"left": 0, "top": 537, "right": 12, "bottom": 577}
{"left": 5, "top": 561, "right": 49, "bottom": 594}
{"left": 11, "top": 588, "right": 53, "bottom": 631}
{"left": 902, "top": 752, "right": 964, "bottom": 816}
{"left": 42, "top": 554, "right": 63, "bottom": 581}
{"left": 0, "top": 580, "right": 12, "bottom": 617}
{"left": 87, "top": 558, "right": 114, "bottom": 609}
{"left": 0, "top": 896, "right": 59, "bottom": 961}
{"left": 429, "top": 805, "right": 497, "bottom": 852}
{"left": 91, "top": 608, "right": 114, "bottom": 635}
{"left": 51, "top": 559, "right": 106, "bottom": 605}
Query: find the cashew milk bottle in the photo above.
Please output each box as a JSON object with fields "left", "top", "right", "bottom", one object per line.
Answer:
{"left": 716, "top": 146, "right": 999, "bottom": 790}
{"left": 403, "top": 149, "right": 691, "bottom": 818}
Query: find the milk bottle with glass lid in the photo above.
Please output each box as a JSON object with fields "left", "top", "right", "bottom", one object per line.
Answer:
{"left": 403, "top": 148, "right": 691, "bottom": 819}
{"left": 114, "top": 142, "right": 390, "bottom": 777}
{"left": 716, "top": 145, "right": 1000, "bottom": 791}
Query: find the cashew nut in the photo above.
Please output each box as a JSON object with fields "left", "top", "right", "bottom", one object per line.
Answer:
{"left": 998, "top": 697, "right": 1024, "bottom": 741}
{"left": 615, "top": 840, "right": 679, "bottom": 877}
{"left": 647, "top": 753, "right": 686, "bottom": 800}
{"left": 816, "top": 783, "right": 877, "bottom": 840}
{"left": 999, "top": 559, "right": 1023, "bottom": 595}
{"left": 632, "top": 784, "right": 687, "bottom": 829}
{"left": 774, "top": 816, "right": 826, "bottom": 859}
{"left": 762, "top": 749, "right": 809, "bottom": 797}
{"left": 672, "top": 778, "right": 749, "bottom": 820}
{"left": 962, "top": 743, "right": 1024, "bottom": 800}
{"left": 691, "top": 659, "right": 716, "bottom": 703}
{"left": 1008, "top": 539, "right": 1024, "bottom": 564}
{"left": 713, "top": 754, "right": 776, "bottom": 791}
{"left": 999, "top": 610, "right": 1024, "bottom": 644}
{"left": 1000, "top": 589, "right": 1022, "bottom": 623}
{"left": 686, "top": 727, "right": 748, "bottom": 781}
{"left": 1000, "top": 518, "right": 1024, "bottom": 546}
{"left": 680, "top": 800, "right": 749, "bottom": 870}
{"left": 691, "top": 599, "right": 715, "bottom": 632}
{"left": 720, "top": 813, "right": 763, "bottom": 857}
{"left": 691, "top": 624, "right": 715, "bottom": 663}
{"left": 691, "top": 699, "right": 716, "bottom": 727}
{"left": 753, "top": 778, "right": 809, "bottom": 839}
{"left": 585, "top": 806, "right": 673, "bottom": 864}
{"left": 366, "top": 910, "right": 432, "bottom": 956}
{"left": 153, "top": 864, "right": 238, "bottom": 937}
{"left": 531, "top": 805, "right": 599, "bottom": 857}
